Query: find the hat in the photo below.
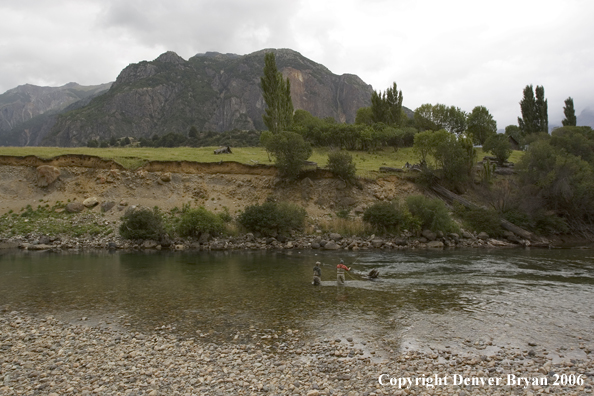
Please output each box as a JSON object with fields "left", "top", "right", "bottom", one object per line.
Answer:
{"left": 340, "top": 259, "right": 344, "bottom": 263}
{"left": 315, "top": 261, "right": 321, "bottom": 265}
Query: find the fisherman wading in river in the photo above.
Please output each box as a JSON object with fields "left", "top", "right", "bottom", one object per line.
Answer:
{"left": 336, "top": 259, "right": 351, "bottom": 286}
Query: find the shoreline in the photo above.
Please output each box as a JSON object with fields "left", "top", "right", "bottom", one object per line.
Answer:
{"left": 0, "top": 230, "right": 558, "bottom": 253}
{"left": 1, "top": 311, "right": 592, "bottom": 395}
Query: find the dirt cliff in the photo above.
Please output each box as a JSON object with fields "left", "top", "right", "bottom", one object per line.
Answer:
{"left": 0, "top": 155, "right": 421, "bottom": 222}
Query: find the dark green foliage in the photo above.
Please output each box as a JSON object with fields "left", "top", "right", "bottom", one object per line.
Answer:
{"left": 265, "top": 131, "right": 312, "bottom": 179}
{"left": 414, "top": 103, "right": 467, "bottom": 134}
{"left": 467, "top": 106, "right": 497, "bottom": 145}
{"left": 355, "top": 106, "right": 373, "bottom": 125}
{"left": 518, "top": 85, "right": 548, "bottom": 135}
{"left": 454, "top": 204, "right": 502, "bottom": 236}
{"left": 562, "top": 97, "right": 577, "bottom": 127}
{"left": 238, "top": 201, "right": 306, "bottom": 236}
{"left": 371, "top": 82, "right": 404, "bottom": 126}
{"left": 119, "top": 207, "right": 165, "bottom": 240}
{"left": 110, "top": 136, "right": 117, "bottom": 146}
{"left": 363, "top": 201, "right": 415, "bottom": 233}
{"left": 87, "top": 139, "right": 99, "bottom": 148}
{"left": 483, "top": 134, "right": 512, "bottom": 165}
{"left": 176, "top": 206, "right": 224, "bottom": 238}
{"left": 517, "top": 130, "right": 594, "bottom": 229}
{"left": 261, "top": 52, "right": 293, "bottom": 133}
{"left": 188, "top": 125, "right": 199, "bottom": 138}
{"left": 99, "top": 141, "right": 109, "bottom": 148}
{"left": 414, "top": 130, "right": 476, "bottom": 186}
{"left": 406, "top": 195, "right": 458, "bottom": 233}
{"left": 327, "top": 150, "right": 357, "bottom": 184}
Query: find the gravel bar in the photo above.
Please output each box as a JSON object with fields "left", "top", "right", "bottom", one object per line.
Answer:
{"left": 1, "top": 311, "right": 593, "bottom": 395}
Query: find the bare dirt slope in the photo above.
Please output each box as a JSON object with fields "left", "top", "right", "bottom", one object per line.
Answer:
{"left": 0, "top": 155, "right": 421, "bottom": 223}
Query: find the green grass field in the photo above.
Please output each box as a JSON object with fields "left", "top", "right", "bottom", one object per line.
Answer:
{"left": 0, "top": 146, "right": 524, "bottom": 176}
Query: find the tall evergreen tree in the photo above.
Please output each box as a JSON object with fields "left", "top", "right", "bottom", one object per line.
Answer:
{"left": 562, "top": 97, "right": 577, "bottom": 126}
{"left": 261, "top": 52, "right": 293, "bottom": 134}
{"left": 535, "top": 85, "right": 548, "bottom": 133}
{"left": 371, "top": 82, "right": 403, "bottom": 126}
{"left": 518, "top": 84, "right": 548, "bottom": 135}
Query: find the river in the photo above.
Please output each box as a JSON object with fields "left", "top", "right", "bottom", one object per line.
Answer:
{"left": 1, "top": 248, "right": 593, "bottom": 362}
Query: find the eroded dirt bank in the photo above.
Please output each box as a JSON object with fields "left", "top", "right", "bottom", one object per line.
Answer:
{"left": 0, "top": 155, "right": 420, "bottom": 223}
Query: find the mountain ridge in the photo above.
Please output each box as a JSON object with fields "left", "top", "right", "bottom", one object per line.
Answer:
{"left": 40, "top": 48, "right": 375, "bottom": 147}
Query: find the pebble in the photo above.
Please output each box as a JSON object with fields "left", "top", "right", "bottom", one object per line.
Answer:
{"left": 0, "top": 312, "right": 591, "bottom": 395}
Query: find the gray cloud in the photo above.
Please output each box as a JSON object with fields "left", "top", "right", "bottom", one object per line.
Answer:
{"left": 1, "top": 0, "right": 593, "bottom": 129}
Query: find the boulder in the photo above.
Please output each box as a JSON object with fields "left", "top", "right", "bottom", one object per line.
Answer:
{"left": 329, "top": 233, "right": 342, "bottom": 241}
{"left": 36, "top": 165, "right": 60, "bottom": 187}
{"left": 371, "top": 239, "right": 384, "bottom": 248}
{"left": 65, "top": 202, "right": 85, "bottom": 213}
{"left": 83, "top": 197, "right": 99, "bottom": 208}
{"left": 323, "top": 241, "right": 340, "bottom": 250}
{"left": 427, "top": 241, "right": 444, "bottom": 248}
{"left": 142, "top": 240, "right": 158, "bottom": 249}
{"left": 478, "top": 232, "right": 490, "bottom": 240}
{"left": 393, "top": 238, "right": 407, "bottom": 246}
{"left": 160, "top": 172, "right": 172, "bottom": 182}
{"left": 101, "top": 201, "right": 116, "bottom": 212}
{"left": 421, "top": 229, "right": 437, "bottom": 241}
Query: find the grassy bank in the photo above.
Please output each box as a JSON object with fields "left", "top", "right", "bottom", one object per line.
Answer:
{"left": 0, "top": 146, "right": 524, "bottom": 175}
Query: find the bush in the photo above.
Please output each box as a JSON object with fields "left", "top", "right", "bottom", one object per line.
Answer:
{"left": 120, "top": 207, "right": 165, "bottom": 240}
{"left": 454, "top": 204, "right": 502, "bottom": 236}
{"left": 265, "top": 131, "right": 313, "bottom": 179}
{"left": 238, "top": 201, "right": 306, "bottom": 236}
{"left": 483, "top": 134, "right": 512, "bottom": 165}
{"left": 177, "top": 206, "right": 224, "bottom": 238}
{"left": 327, "top": 150, "right": 356, "bottom": 184}
{"left": 406, "top": 195, "right": 458, "bottom": 233}
{"left": 363, "top": 201, "right": 417, "bottom": 233}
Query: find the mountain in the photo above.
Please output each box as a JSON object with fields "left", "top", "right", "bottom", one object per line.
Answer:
{"left": 577, "top": 107, "right": 594, "bottom": 128}
{"left": 41, "top": 49, "right": 376, "bottom": 147}
{"left": 0, "top": 82, "right": 112, "bottom": 146}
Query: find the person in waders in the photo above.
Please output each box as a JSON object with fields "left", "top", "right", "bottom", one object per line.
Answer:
{"left": 336, "top": 259, "right": 351, "bottom": 286}
{"left": 313, "top": 262, "right": 322, "bottom": 285}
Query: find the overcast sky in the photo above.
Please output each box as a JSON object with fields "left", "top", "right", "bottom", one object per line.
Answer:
{"left": 1, "top": 0, "right": 593, "bottom": 128}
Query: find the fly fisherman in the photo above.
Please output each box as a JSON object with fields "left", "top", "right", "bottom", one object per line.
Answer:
{"left": 313, "top": 261, "right": 322, "bottom": 285}
{"left": 336, "top": 259, "right": 351, "bottom": 286}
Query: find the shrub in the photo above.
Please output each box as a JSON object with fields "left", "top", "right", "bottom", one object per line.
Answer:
{"left": 327, "top": 150, "right": 356, "bottom": 184}
{"left": 238, "top": 201, "right": 306, "bottom": 236}
{"left": 454, "top": 204, "right": 502, "bottom": 236}
{"left": 483, "top": 134, "right": 512, "bottom": 165}
{"left": 177, "top": 206, "right": 224, "bottom": 238}
{"left": 120, "top": 207, "right": 165, "bottom": 240}
{"left": 265, "top": 131, "right": 313, "bottom": 179}
{"left": 406, "top": 195, "right": 458, "bottom": 233}
{"left": 363, "top": 201, "right": 416, "bottom": 233}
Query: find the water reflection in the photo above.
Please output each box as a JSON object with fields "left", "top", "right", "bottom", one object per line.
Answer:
{"left": 0, "top": 248, "right": 593, "bottom": 353}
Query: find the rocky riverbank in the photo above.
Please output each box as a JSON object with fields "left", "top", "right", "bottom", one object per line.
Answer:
{"left": 1, "top": 227, "right": 538, "bottom": 253}
{"left": 1, "top": 311, "right": 592, "bottom": 395}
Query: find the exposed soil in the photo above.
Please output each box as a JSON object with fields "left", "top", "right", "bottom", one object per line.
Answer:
{"left": 0, "top": 155, "right": 422, "bottom": 224}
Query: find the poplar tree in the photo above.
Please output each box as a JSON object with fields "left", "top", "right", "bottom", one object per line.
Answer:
{"left": 535, "top": 85, "right": 548, "bottom": 133}
{"left": 562, "top": 97, "right": 577, "bottom": 126}
{"left": 518, "top": 84, "right": 548, "bottom": 135}
{"left": 261, "top": 52, "right": 293, "bottom": 134}
{"left": 371, "top": 82, "right": 403, "bottom": 126}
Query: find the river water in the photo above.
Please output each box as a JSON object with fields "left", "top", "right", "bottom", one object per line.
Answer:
{"left": 1, "top": 248, "right": 593, "bottom": 361}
